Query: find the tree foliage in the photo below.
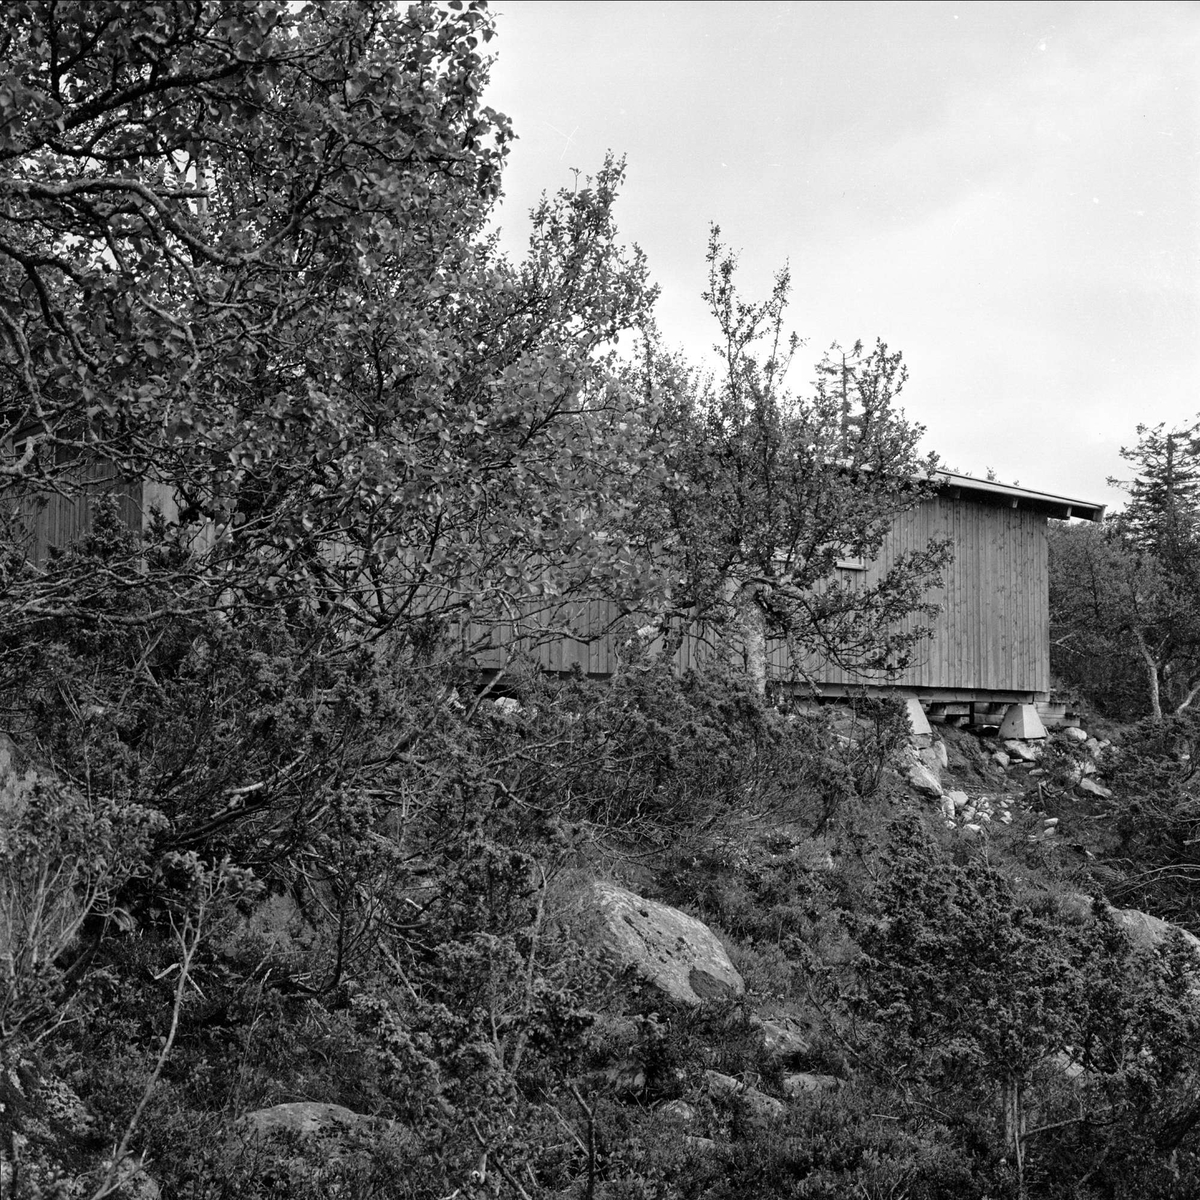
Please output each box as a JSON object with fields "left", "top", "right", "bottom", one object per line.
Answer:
{"left": 847, "top": 821, "right": 1200, "bottom": 1197}
{"left": 637, "top": 230, "right": 950, "bottom": 693}
{"left": 1050, "top": 418, "right": 1200, "bottom": 720}
{"left": 0, "top": 0, "right": 668, "bottom": 887}
{"left": 0, "top": 0, "right": 656, "bottom": 652}
{"left": 2, "top": 7, "right": 1130, "bottom": 1199}
{"left": 1048, "top": 520, "right": 1150, "bottom": 718}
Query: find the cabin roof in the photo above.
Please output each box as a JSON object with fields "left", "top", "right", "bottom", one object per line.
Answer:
{"left": 932, "top": 469, "right": 1105, "bottom": 522}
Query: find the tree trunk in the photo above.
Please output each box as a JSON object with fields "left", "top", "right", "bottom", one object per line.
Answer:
{"left": 723, "top": 577, "right": 769, "bottom": 696}
{"left": 740, "top": 593, "right": 768, "bottom": 697}
{"left": 1174, "top": 677, "right": 1200, "bottom": 715}
{"left": 1002, "top": 1074, "right": 1026, "bottom": 1199}
{"left": 1134, "top": 626, "right": 1164, "bottom": 721}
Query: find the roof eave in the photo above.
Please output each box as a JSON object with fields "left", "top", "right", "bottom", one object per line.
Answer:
{"left": 932, "top": 470, "right": 1105, "bottom": 522}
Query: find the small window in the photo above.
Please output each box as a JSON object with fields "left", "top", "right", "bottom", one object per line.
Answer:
{"left": 835, "top": 553, "right": 866, "bottom": 571}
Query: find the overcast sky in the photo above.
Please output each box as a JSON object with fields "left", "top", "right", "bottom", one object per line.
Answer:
{"left": 485, "top": 0, "right": 1200, "bottom": 511}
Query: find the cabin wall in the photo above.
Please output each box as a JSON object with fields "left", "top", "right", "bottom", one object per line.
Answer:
{"left": 15, "top": 472, "right": 1044, "bottom": 699}
{"left": 11, "top": 462, "right": 143, "bottom": 562}
{"left": 793, "top": 493, "right": 1049, "bottom": 697}
{"left": 473, "top": 493, "right": 1051, "bottom": 699}
{"left": 9, "top": 469, "right": 220, "bottom": 563}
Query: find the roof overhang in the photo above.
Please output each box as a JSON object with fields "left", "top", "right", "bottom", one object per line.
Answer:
{"left": 932, "top": 470, "right": 1105, "bottom": 522}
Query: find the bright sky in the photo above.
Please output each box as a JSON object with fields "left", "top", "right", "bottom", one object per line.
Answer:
{"left": 485, "top": 0, "right": 1200, "bottom": 511}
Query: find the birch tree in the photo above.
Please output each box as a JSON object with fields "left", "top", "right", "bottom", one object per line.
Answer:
{"left": 638, "top": 230, "right": 950, "bottom": 694}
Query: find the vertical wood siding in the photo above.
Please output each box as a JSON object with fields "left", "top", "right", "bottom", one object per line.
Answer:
{"left": 474, "top": 493, "right": 1051, "bottom": 696}
{"left": 15, "top": 474, "right": 1048, "bottom": 697}
{"left": 796, "top": 493, "right": 1050, "bottom": 694}
{"left": 13, "top": 462, "right": 143, "bottom": 562}
{"left": 795, "top": 494, "right": 1049, "bottom": 693}
{"left": 9, "top": 471, "right": 218, "bottom": 562}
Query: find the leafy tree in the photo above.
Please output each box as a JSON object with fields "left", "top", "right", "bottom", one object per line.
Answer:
{"left": 1048, "top": 520, "right": 1149, "bottom": 718}
{"left": 0, "top": 14, "right": 673, "bottom": 1188}
{"left": 1050, "top": 419, "right": 1200, "bottom": 720}
{"left": 1118, "top": 420, "right": 1200, "bottom": 561}
{"left": 0, "top": 8, "right": 1035, "bottom": 1197}
{"left": 1095, "top": 708, "right": 1200, "bottom": 926}
{"left": 636, "top": 230, "right": 950, "bottom": 694}
{"left": 0, "top": 0, "right": 662, "bottom": 868}
{"left": 1110, "top": 420, "right": 1200, "bottom": 719}
{"left": 0, "top": 0, "right": 655, "bottom": 653}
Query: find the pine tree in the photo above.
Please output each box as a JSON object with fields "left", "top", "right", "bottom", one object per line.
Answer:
{"left": 1102, "top": 418, "right": 1200, "bottom": 718}
{"left": 1118, "top": 420, "right": 1200, "bottom": 571}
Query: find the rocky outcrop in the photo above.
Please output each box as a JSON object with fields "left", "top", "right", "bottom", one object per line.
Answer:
{"left": 939, "top": 791, "right": 1017, "bottom": 831}
{"left": 576, "top": 882, "right": 744, "bottom": 1005}
{"left": 703, "top": 1070, "right": 785, "bottom": 1125}
{"left": 235, "top": 1101, "right": 370, "bottom": 1140}
{"left": 902, "top": 739, "right": 953, "bottom": 797}
{"left": 782, "top": 1072, "right": 840, "bottom": 1097}
{"left": 228, "top": 1101, "right": 394, "bottom": 1190}
{"left": 906, "top": 760, "right": 943, "bottom": 798}
{"left": 1003, "top": 739, "right": 1041, "bottom": 764}
{"left": 755, "top": 1017, "right": 811, "bottom": 1065}
{"left": 1107, "top": 906, "right": 1200, "bottom": 958}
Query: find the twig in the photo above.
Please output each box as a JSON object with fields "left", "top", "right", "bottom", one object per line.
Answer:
{"left": 1024, "top": 1113, "right": 1086, "bottom": 1138}
{"left": 87, "top": 889, "right": 210, "bottom": 1199}
{"left": 504, "top": 862, "right": 547, "bottom": 1079}
{"left": 548, "top": 1102, "right": 589, "bottom": 1157}
{"left": 568, "top": 1084, "right": 598, "bottom": 1200}
{"left": 468, "top": 1119, "right": 533, "bottom": 1200}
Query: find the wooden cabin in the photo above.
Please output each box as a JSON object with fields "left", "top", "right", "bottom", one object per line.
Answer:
{"left": 473, "top": 471, "right": 1106, "bottom": 724}
{"left": 10, "top": 457, "right": 1105, "bottom": 725}
{"left": 792, "top": 471, "right": 1105, "bottom": 703}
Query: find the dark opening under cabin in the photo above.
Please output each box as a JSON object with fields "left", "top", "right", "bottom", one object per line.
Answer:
{"left": 474, "top": 469, "right": 1106, "bottom": 728}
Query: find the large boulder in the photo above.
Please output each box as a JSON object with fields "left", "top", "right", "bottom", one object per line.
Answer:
{"left": 755, "top": 1017, "right": 811, "bottom": 1064}
{"left": 1108, "top": 906, "right": 1200, "bottom": 958}
{"left": 228, "top": 1102, "right": 397, "bottom": 1191}
{"left": 235, "top": 1101, "right": 368, "bottom": 1141}
{"left": 906, "top": 761, "right": 943, "bottom": 798}
{"left": 577, "top": 882, "right": 744, "bottom": 1005}
{"left": 902, "top": 744, "right": 944, "bottom": 797}
{"left": 1003, "top": 739, "right": 1041, "bottom": 763}
{"left": 1059, "top": 895, "right": 1200, "bottom": 961}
